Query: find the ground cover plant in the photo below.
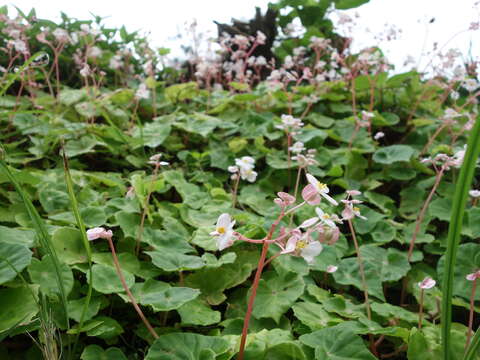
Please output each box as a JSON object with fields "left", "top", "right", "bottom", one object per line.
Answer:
{"left": 0, "top": 1, "right": 480, "bottom": 359}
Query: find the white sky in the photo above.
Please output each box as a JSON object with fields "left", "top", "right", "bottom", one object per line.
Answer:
{"left": 5, "top": 0, "right": 480, "bottom": 74}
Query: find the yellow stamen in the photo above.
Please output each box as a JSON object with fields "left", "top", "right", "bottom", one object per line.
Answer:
{"left": 322, "top": 214, "right": 330, "bottom": 219}
{"left": 217, "top": 227, "right": 226, "bottom": 234}
{"left": 296, "top": 240, "right": 307, "bottom": 249}
{"left": 353, "top": 207, "right": 360, "bottom": 213}
{"left": 317, "top": 182, "right": 328, "bottom": 191}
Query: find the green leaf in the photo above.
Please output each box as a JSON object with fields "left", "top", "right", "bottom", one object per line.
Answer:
{"left": 0, "top": 226, "right": 36, "bottom": 247}
{"left": 251, "top": 271, "right": 305, "bottom": 323}
{"left": 373, "top": 145, "right": 415, "bottom": 164}
{"left": 132, "top": 121, "right": 171, "bottom": 148}
{"left": 163, "top": 170, "right": 209, "bottom": 209}
{"left": 334, "top": 245, "right": 410, "bottom": 300}
{"left": 177, "top": 298, "right": 221, "bottom": 326}
{"left": 85, "top": 316, "right": 123, "bottom": 339}
{"left": 28, "top": 255, "right": 74, "bottom": 299}
{"left": 293, "top": 301, "right": 342, "bottom": 330}
{"left": 0, "top": 242, "right": 32, "bottom": 284}
{"left": 145, "top": 333, "right": 230, "bottom": 359}
{"left": 120, "top": 279, "right": 200, "bottom": 312}
{"left": 244, "top": 329, "right": 306, "bottom": 360}
{"left": 0, "top": 285, "right": 38, "bottom": 333}
{"left": 438, "top": 243, "right": 480, "bottom": 301}
{"left": 87, "top": 264, "right": 135, "bottom": 294}
{"left": 51, "top": 227, "right": 88, "bottom": 265}
{"left": 147, "top": 251, "right": 205, "bottom": 272}
{"left": 81, "top": 345, "right": 127, "bottom": 360}
{"left": 300, "top": 326, "right": 377, "bottom": 359}
{"left": 64, "top": 136, "right": 99, "bottom": 158}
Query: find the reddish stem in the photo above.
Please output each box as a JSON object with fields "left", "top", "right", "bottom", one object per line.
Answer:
{"left": 237, "top": 211, "right": 284, "bottom": 359}
{"left": 407, "top": 167, "right": 445, "bottom": 261}
{"left": 106, "top": 236, "right": 159, "bottom": 339}
{"left": 466, "top": 278, "right": 477, "bottom": 350}
{"left": 347, "top": 219, "right": 372, "bottom": 320}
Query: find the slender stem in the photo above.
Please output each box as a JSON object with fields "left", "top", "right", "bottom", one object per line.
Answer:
{"left": 347, "top": 219, "right": 372, "bottom": 320}
{"left": 106, "top": 236, "right": 159, "bottom": 339}
{"left": 237, "top": 211, "right": 284, "bottom": 360}
{"left": 418, "top": 289, "right": 425, "bottom": 329}
{"left": 466, "top": 278, "right": 477, "bottom": 350}
{"left": 289, "top": 167, "right": 303, "bottom": 226}
{"left": 232, "top": 175, "right": 241, "bottom": 208}
{"left": 135, "top": 164, "right": 160, "bottom": 255}
{"left": 420, "top": 123, "right": 448, "bottom": 156}
{"left": 408, "top": 167, "right": 445, "bottom": 261}
{"left": 285, "top": 201, "right": 306, "bottom": 216}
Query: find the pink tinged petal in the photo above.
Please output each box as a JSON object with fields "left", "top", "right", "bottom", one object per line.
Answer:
{"left": 341, "top": 206, "right": 354, "bottom": 220}
{"left": 326, "top": 265, "right": 338, "bottom": 273}
{"left": 281, "top": 236, "right": 298, "bottom": 254}
{"left": 86, "top": 227, "right": 106, "bottom": 241}
{"left": 418, "top": 277, "right": 436, "bottom": 289}
{"left": 347, "top": 190, "right": 362, "bottom": 196}
{"left": 274, "top": 198, "right": 284, "bottom": 206}
{"left": 466, "top": 273, "right": 477, "bottom": 281}
{"left": 216, "top": 213, "right": 232, "bottom": 229}
{"left": 320, "top": 192, "right": 338, "bottom": 206}
{"left": 305, "top": 173, "right": 318, "bottom": 188}
{"left": 217, "top": 230, "right": 235, "bottom": 250}
{"left": 301, "top": 241, "right": 323, "bottom": 263}
{"left": 302, "top": 184, "right": 321, "bottom": 205}
{"left": 278, "top": 192, "right": 296, "bottom": 206}
{"left": 300, "top": 217, "right": 319, "bottom": 228}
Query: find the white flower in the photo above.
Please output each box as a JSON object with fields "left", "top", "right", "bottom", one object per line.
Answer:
{"left": 239, "top": 167, "right": 257, "bottom": 183}
{"left": 256, "top": 31, "right": 267, "bottom": 45}
{"left": 289, "top": 141, "right": 306, "bottom": 154}
{"left": 87, "top": 227, "right": 113, "bottom": 241}
{"left": 148, "top": 153, "right": 169, "bottom": 166}
{"left": 315, "top": 207, "right": 336, "bottom": 228}
{"left": 79, "top": 64, "right": 91, "bottom": 77}
{"left": 135, "top": 83, "right": 150, "bottom": 99}
{"left": 210, "top": 213, "right": 236, "bottom": 250}
{"left": 228, "top": 165, "right": 239, "bottom": 173}
{"left": 374, "top": 132, "right": 385, "bottom": 140}
{"left": 235, "top": 156, "right": 255, "bottom": 171}
{"left": 255, "top": 56, "right": 267, "bottom": 66}
{"left": 305, "top": 173, "right": 338, "bottom": 206}
{"left": 469, "top": 190, "right": 480, "bottom": 198}
{"left": 276, "top": 114, "right": 304, "bottom": 131}
{"left": 13, "top": 40, "right": 27, "bottom": 53}
{"left": 109, "top": 55, "right": 124, "bottom": 70}
{"left": 53, "top": 28, "right": 70, "bottom": 43}
{"left": 417, "top": 277, "right": 436, "bottom": 290}
{"left": 463, "top": 78, "right": 479, "bottom": 92}
{"left": 299, "top": 239, "right": 323, "bottom": 263}
{"left": 87, "top": 46, "right": 102, "bottom": 58}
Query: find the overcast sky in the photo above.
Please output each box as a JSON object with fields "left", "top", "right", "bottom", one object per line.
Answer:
{"left": 6, "top": 0, "right": 480, "bottom": 74}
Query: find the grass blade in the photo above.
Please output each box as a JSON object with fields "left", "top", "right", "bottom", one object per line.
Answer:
{"left": 464, "top": 327, "right": 480, "bottom": 360}
{"left": 0, "top": 155, "right": 71, "bottom": 357}
{"left": 441, "top": 117, "right": 480, "bottom": 359}
{"left": 0, "top": 51, "right": 48, "bottom": 97}
{"left": 61, "top": 147, "right": 93, "bottom": 355}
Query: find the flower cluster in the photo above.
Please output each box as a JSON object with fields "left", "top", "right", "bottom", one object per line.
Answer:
{"left": 228, "top": 156, "right": 257, "bottom": 183}
{"left": 210, "top": 173, "right": 367, "bottom": 266}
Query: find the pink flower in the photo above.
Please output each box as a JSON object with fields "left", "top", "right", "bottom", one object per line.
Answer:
{"left": 275, "top": 192, "right": 296, "bottom": 207}
{"left": 466, "top": 270, "right": 480, "bottom": 281}
{"left": 305, "top": 174, "right": 338, "bottom": 206}
{"left": 418, "top": 277, "right": 436, "bottom": 290}
{"left": 326, "top": 265, "right": 338, "bottom": 273}
{"left": 302, "top": 184, "right": 321, "bottom": 205}
{"left": 86, "top": 227, "right": 113, "bottom": 241}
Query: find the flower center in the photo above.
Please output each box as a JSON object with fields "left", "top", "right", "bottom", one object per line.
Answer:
{"left": 353, "top": 207, "right": 360, "bottom": 213}
{"left": 217, "top": 226, "right": 226, "bottom": 234}
{"left": 322, "top": 214, "right": 330, "bottom": 220}
{"left": 296, "top": 240, "right": 307, "bottom": 249}
{"left": 317, "top": 182, "right": 328, "bottom": 192}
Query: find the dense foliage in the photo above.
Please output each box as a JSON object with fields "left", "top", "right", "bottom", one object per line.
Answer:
{"left": 0, "top": 2, "right": 479, "bottom": 359}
